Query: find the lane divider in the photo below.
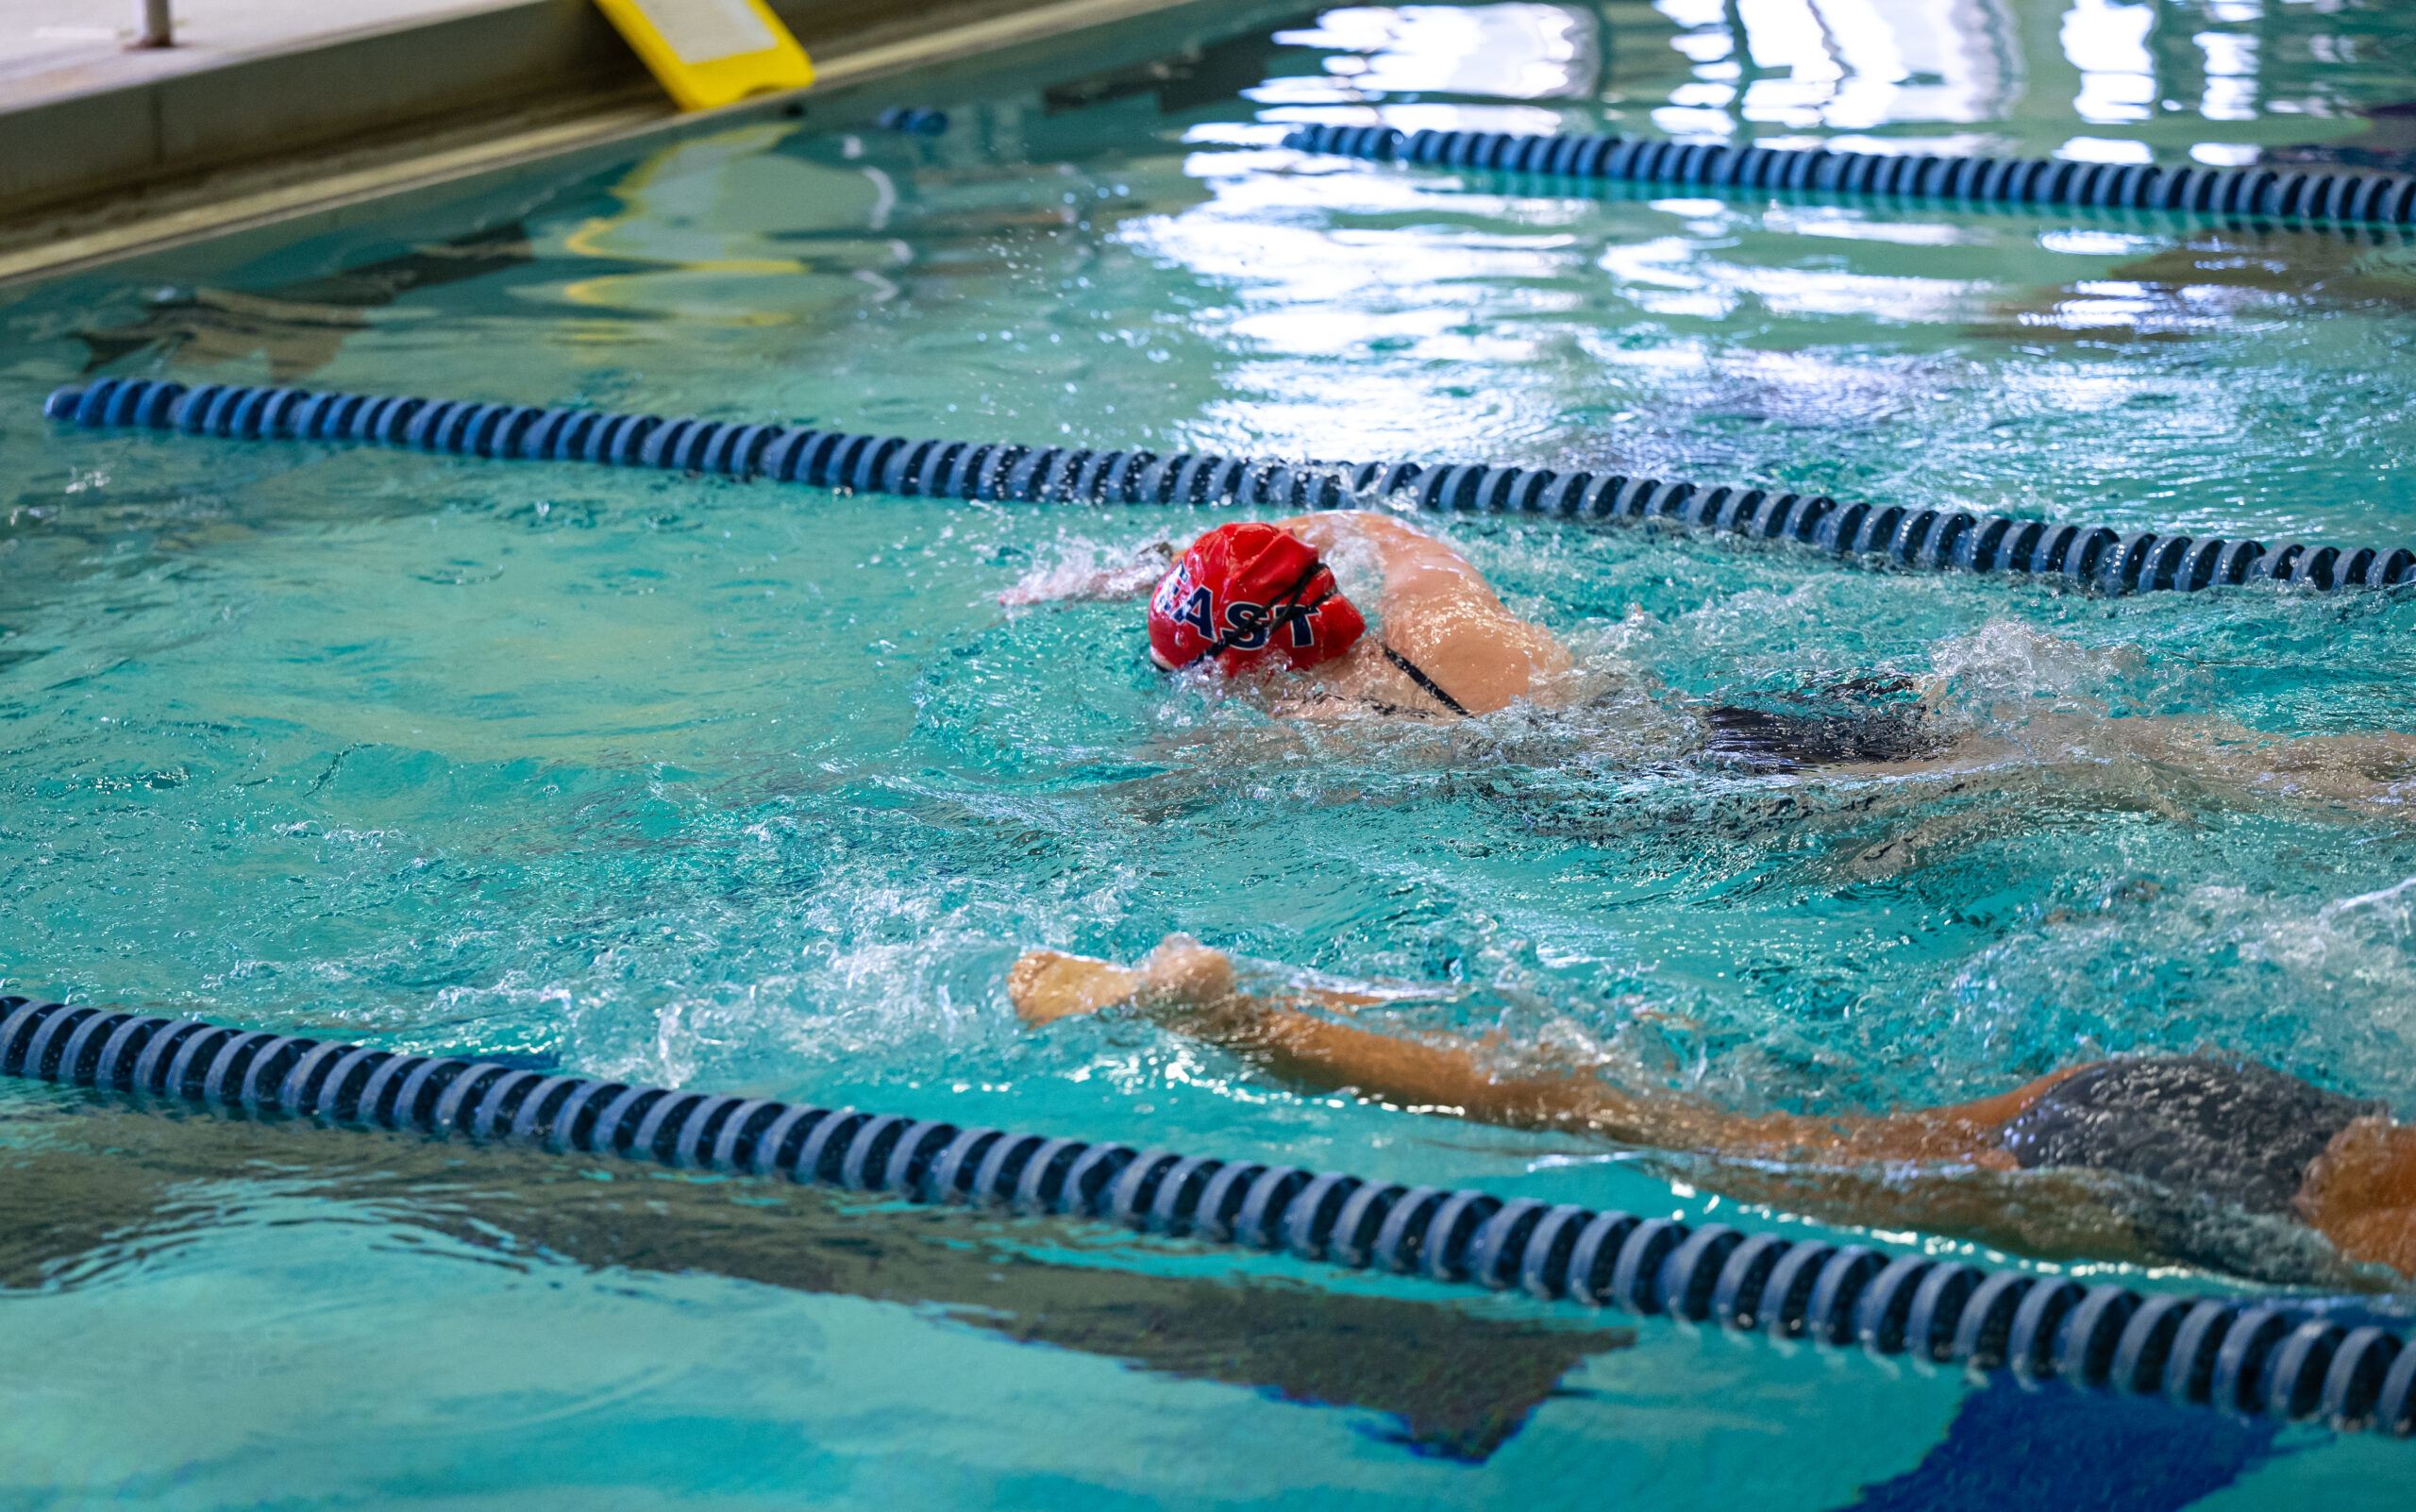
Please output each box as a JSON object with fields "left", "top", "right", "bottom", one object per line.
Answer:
{"left": 2, "top": 993, "right": 2411, "bottom": 1435}
{"left": 1279, "top": 124, "right": 2416, "bottom": 229}
{"left": 42, "top": 379, "right": 2416, "bottom": 596}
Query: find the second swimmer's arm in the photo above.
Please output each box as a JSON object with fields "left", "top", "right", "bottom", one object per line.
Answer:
{"left": 1011, "top": 939, "right": 1610, "bottom": 1128}
{"left": 1008, "top": 939, "right": 2061, "bottom": 1163}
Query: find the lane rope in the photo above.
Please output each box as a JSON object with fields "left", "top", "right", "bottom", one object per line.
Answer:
{"left": 1279, "top": 123, "right": 2416, "bottom": 229}
{"left": 43, "top": 380, "right": 2416, "bottom": 596}
{"left": 2, "top": 993, "right": 2410, "bottom": 1434}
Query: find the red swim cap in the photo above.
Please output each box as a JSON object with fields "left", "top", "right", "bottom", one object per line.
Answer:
{"left": 1147, "top": 522, "right": 1366, "bottom": 674}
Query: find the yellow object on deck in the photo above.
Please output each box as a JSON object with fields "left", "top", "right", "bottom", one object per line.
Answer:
{"left": 592, "top": 0, "right": 816, "bottom": 111}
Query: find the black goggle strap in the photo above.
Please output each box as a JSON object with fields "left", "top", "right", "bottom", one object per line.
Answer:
{"left": 1185, "top": 559, "right": 1338, "bottom": 665}
{"left": 1380, "top": 644, "right": 1473, "bottom": 718}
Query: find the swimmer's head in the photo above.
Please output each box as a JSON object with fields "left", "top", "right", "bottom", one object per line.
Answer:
{"left": 1146, "top": 522, "right": 1366, "bottom": 675}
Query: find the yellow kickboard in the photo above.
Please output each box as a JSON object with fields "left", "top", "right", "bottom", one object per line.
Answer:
{"left": 593, "top": 0, "right": 814, "bottom": 111}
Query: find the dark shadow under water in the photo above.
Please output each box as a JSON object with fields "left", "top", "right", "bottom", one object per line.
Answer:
{"left": 0, "top": 1092, "right": 1627, "bottom": 1462}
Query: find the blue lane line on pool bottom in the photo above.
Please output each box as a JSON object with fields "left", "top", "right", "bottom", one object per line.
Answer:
{"left": 1842, "top": 1372, "right": 2279, "bottom": 1512}
{"left": 2, "top": 994, "right": 2411, "bottom": 1438}
{"left": 1280, "top": 124, "right": 2416, "bottom": 231}
{"left": 42, "top": 378, "right": 2416, "bottom": 597}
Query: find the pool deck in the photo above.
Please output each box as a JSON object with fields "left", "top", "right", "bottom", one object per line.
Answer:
{"left": 0, "top": 0, "right": 511, "bottom": 91}
{"left": 0, "top": 0, "right": 1200, "bottom": 287}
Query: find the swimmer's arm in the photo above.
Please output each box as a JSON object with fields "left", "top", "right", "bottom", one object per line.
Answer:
{"left": 1274, "top": 512, "right": 1572, "bottom": 712}
{"left": 1010, "top": 942, "right": 1606, "bottom": 1127}
{"left": 1274, "top": 512, "right": 1516, "bottom": 620}
{"left": 1010, "top": 941, "right": 2065, "bottom": 1162}
{"left": 1008, "top": 939, "right": 1389, "bottom": 1026}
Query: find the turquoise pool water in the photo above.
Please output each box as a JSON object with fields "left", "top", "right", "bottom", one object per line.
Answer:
{"left": 7, "top": 0, "right": 2416, "bottom": 1504}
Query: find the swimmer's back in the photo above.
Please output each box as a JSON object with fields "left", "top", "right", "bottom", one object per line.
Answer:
{"left": 2000, "top": 1056, "right": 2382, "bottom": 1217}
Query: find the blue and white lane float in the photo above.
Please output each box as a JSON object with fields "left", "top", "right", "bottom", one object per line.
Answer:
{"left": 1279, "top": 123, "right": 2416, "bottom": 230}
{"left": 2, "top": 993, "right": 2411, "bottom": 1436}
{"left": 43, "top": 378, "right": 2416, "bottom": 596}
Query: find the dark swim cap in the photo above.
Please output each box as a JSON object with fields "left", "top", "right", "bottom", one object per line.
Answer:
{"left": 1147, "top": 522, "right": 1366, "bottom": 673}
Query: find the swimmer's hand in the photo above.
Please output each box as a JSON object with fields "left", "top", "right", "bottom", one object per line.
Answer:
{"left": 995, "top": 542, "right": 1178, "bottom": 607}
{"left": 1008, "top": 934, "right": 1237, "bottom": 1026}
{"left": 1138, "top": 933, "right": 1237, "bottom": 1002}
{"left": 2297, "top": 1116, "right": 2416, "bottom": 1278}
{"left": 1009, "top": 951, "right": 1141, "bottom": 1025}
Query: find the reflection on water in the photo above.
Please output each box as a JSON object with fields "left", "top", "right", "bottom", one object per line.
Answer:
{"left": 1264, "top": 0, "right": 2415, "bottom": 167}
{"left": 1974, "top": 221, "right": 2416, "bottom": 340}
{"left": 2065, "top": 0, "right": 2156, "bottom": 126}
{"left": 553, "top": 126, "right": 927, "bottom": 325}
{"left": 1688, "top": 0, "right": 2019, "bottom": 132}
{"left": 1272, "top": 5, "right": 1602, "bottom": 99}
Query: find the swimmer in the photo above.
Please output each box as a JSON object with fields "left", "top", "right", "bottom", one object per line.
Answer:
{"left": 1049, "top": 511, "right": 2416, "bottom": 802}
{"left": 1008, "top": 936, "right": 2416, "bottom": 1281}
{"left": 1140, "top": 513, "right": 1572, "bottom": 719}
